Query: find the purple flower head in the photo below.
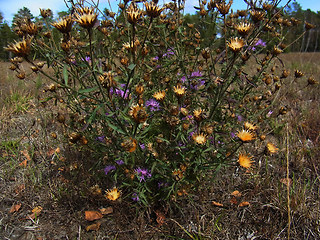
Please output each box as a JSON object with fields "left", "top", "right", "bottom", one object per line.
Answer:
{"left": 132, "top": 193, "right": 140, "bottom": 202}
{"left": 81, "top": 56, "right": 91, "bottom": 63}
{"left": 104, "top": 165, "right": 116, "bottom": 175}
{"left": 188, "top": 130, "right": 196, "bottom": 141}
{"left": 190, "top": 71, "right": 203, "bottom": 78}
{"left": 97, "top": 135, "right": 105, "bottom": 143}
{"left": 153, "top": 56, "right": 159, "bottom": 61}
{"left": 115, "top": 89, "right": 129, "bottom": 98}
{"left": 180, "top": 75, "right": 187, "bottom": 83}
{"left": 115, "top": 160, "right": 124, "bottom": 165}
{"left": 162, "top": 48, "right": 175, "bottom": 58}
{"left": 146, "top": 99, "right": 160, "bottom": 111}
{"left": 266, "top": 110, "right": 273, "bottom": 118}
{"left": 230, "top": 132, "right": 236, "bottom": 138}
{"left": 135, "top": 167, "right": 152, "bottom": 182}
{"left": 190, "top": 79, "right": 205, "bottom": 90}
{"left": 111, "top": 84, "right": 130, "bottom": 98}
{"left": 139, "top": 143, "right": 145, "bottom": 150}
{"left": 255, "top": 39, "right": 266, "bottom": 47}
{"left": 237, "top": 114, "right": 243, "bottom": 122}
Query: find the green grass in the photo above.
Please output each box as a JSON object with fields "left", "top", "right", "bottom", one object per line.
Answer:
{"left": 3, "top": 89, "right": 32, "bottom": 113}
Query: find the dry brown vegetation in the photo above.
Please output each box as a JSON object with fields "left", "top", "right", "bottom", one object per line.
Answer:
{"left": 1, "top": 52, "right": 320, "bottom": 239}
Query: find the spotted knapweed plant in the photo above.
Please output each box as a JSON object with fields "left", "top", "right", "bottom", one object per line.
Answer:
{"left": 6, "top": 0, "right": 314, "bottom": 207}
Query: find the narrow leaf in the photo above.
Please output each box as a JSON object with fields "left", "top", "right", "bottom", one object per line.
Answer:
{"left": 63, "top": 65, "right": 68, "bottom": 86}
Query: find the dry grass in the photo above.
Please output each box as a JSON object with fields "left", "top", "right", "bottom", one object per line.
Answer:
{"left": 0, "top": 53, "right": 319, "bottom": 239}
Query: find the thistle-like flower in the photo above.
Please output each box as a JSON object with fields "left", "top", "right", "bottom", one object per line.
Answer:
{"left": 305, "top": 21, "right": 316, "bottom": 30}
{"left": 307, "top": 76, "right": 318, "bottom": 85}
{"left": 76, "top": 7, "right": 95, "bottom": 15}
{"left": 121, "top": 138, "right": 138, "bottom": 152}
{"left": 123, "top": 39, "right": 140, "bottom": 52}
{"left": 228, "top": 37, "right": 244, "bottom": 53}
{"left": 99, "top": 71, "right": 117, "bottom": 89}
{"left": 236, "top": 22, "right": 251, "bottom": 36}
{"left": 145, "top": 2, "right": 164, "bottom": 18}
{"left": 294, "top": 70, "right": 304, "bottom": 78}
{"left": 127, "top": 4, "right": 142, "bottom": 24}
{"left": 52, "top": 16, "right": 74, "bottom": 33}
{"left": 237, "top": 10, "right": 247, "bottom": 17}
{"left": 237, "top": 129, "right": 255, "bottom": 142}
{"left": 216, "top": 0, "right": 233, "bottom": 15}
{"left": 40, "top": 8, "right": 52, "bottom": 18}
{"left": 16, "top": 72, "right": 26, "bottom": 79}
{"left": 22, "top": 20, "right": 38, "bottom": 35}
{"left": 129, "top": 104, "right": 148, "bottom": 123}
{"left": 250, "top": 10, "right": 265, "bottom": 23}
{"left": 153, "top": 90, "right": 166, "bottom": 101}
{"left": 105, "top": 187, "right": 121, "bottom": 201}
{"left": 193, "top": 108, "right": 203, "bottom": 122}
{"left": 265, "top": 142, "right": 279, "bottom": 155}
{"left": 238, "top": 152, "right": 254, "bottom": 169}
{"left": 281, "top": 69, "right": 290, "bottom": 78}
{"left": 75, "top": 8, "right": 98, "bottom": 29}
{"left": 36, "top": 61, "right": 45, "bottom": 68}
{"left": 201, "top": 48, "right": 210, "bottom": 59}
{"left": 271, "top": 46, "right": 283, "bottom": 56}
{"left": 192, "top": 133, "right": 207, "bottom": 145}
{"left": 172, "top": 169, "right": 184, "bottom": 181}
{"left": 173, "top": 85, "right": 186, "bottom": 97}
{"left": 5, "top": 38, "right": 32, "bottom": 57}
{"left": 244, "top": 122, "right": 257, "bottom": 132}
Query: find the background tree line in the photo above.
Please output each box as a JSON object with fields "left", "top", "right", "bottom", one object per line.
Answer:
{"left": 0, "top": 1, "right": 320, "bottom": 60}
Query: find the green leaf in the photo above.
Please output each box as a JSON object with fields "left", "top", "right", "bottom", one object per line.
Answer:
{"left": 155, "top": 24, "right": 166, "bottom": 28}
{"left": 105, "top": 119, "right": 126, "bottom": 135}
{"left": 128, "top": 64, "right": 136, "bottom": 71}
{"left": 39, "top": 97, "right": 53, "bottom": 103}
{"left": 78, "top": 87, "right": 99, "bottom": 93}
{"left": 63, "top": 65, "right": 68, "bottom": 86}
{"left": 86, "top": 104, "right": 102, "bottom": 126}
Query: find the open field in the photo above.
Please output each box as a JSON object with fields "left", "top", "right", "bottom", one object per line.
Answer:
{"left": 0, "top": 52, "right": 320, "bottom": 239}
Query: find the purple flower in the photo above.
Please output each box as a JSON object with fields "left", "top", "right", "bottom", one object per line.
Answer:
{"left": 230, "top": 132, "right": 236, "bottom": 138}
{"left": 237, "top": 115, "right": 243, "bottom": 122}
{"left": 266, "top": 110, "right": 273, "bottom": 118}
{"left": 153, "top": 56, "right": 159, "bottom": 61}
{"left": 180, "top": 76, "right": 187, "bottom": 83}
{"left": 146, "top": 99, "right": 160, "bottom": 111}
{"left": 110, "top": 84, "right": 130, "bottom": 98}
{"left": 248, "top": 39, "right": 266, "bottom": 51}
{"left": 104, "top": 165, "right": 116, "bottom": 175}
{"left": 81, "top": 56, "right": 91, "bottom": 63}
{"left": 255, "top": 39, "right": 266, "bottom": 47}
{"left": 132, "top": 193, "right": 140, "bottom": 202}
{"left": 139, "top": 143, "right": 145, "bottom": 150}
{"left": 115, "top": 160, "right": 124, "bottom": 165}
{"left": 190, "top": 71, "right": 203, "bottom": 78}
{"left": 191, "top": 79, "right": 205, "bottom": 90}
{"left": 180, "top": 71, "right": 205, "bottom": 90}
{"left": 97, "top": 136, "right": 105, "bottom": 143}
{"left": 115, "top": 88, "right": 129, "bottom": 98}
{"left": 135, "top": 167, "right": 152, "bottom": 182}
{"left": 162, "top": 48, "right": 175, "bottom": 58}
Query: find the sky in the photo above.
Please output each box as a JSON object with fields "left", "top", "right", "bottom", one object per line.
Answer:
{"left": 1, "top": 0, "right": 320, "bottom": 24}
